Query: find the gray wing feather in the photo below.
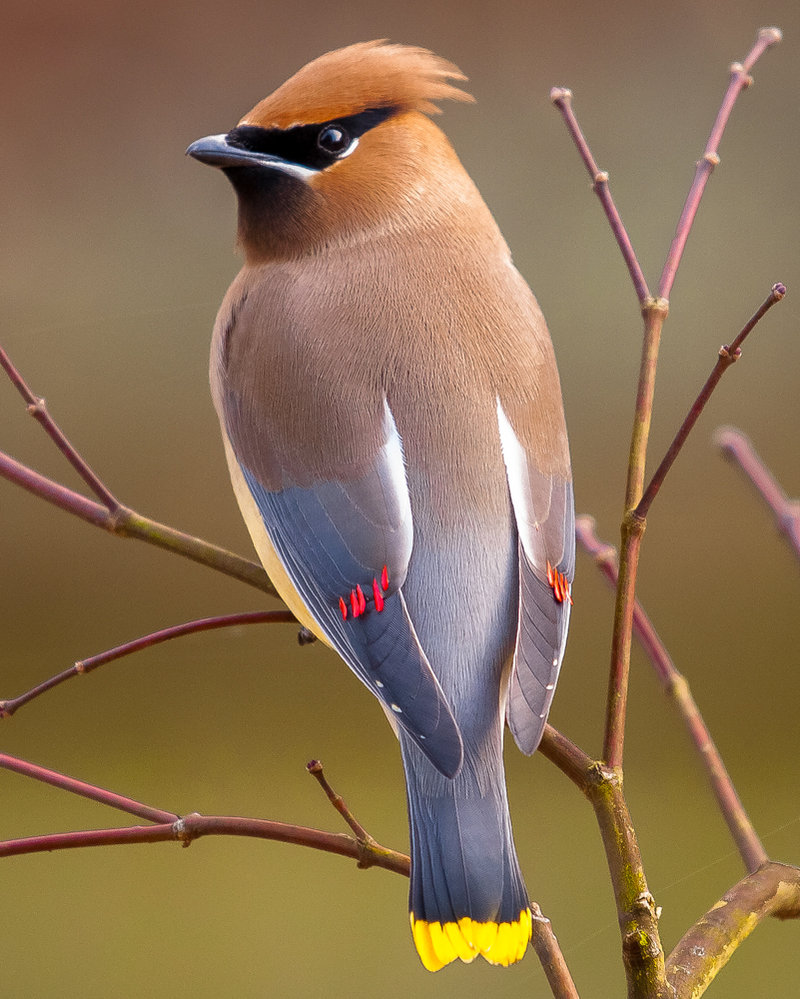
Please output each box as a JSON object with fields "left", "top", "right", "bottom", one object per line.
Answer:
{"left": 497, "top": 400, "right": 575, "bottom": 754}
{"left": 235, "top": 401, "right": 464, "bottom": 778}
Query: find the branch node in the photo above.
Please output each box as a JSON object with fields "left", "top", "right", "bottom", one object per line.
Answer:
{"left": 593, "top": 170, "right": 609, "bottom": 186}
{"left": 718, "top": 344, "right": 741, "bottom": 362}
{"left": 642, "top": 296, "right": 670, "bottom": 320}
{"left": 729, "top": 63, "right": 753, "bottom": 88}
{"left": 702, "top": 151, "right": 721, "bottom": 168}
{"left": 173, "top": 813, "right": 200, "bottom": 848}
{"left": 623, "top": 508, "right": 647, "bottom": 537}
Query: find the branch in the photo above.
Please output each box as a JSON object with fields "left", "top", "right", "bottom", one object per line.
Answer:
{"left": 531, "top": 903, "right": 582, "bottom": 999}
{"left": 666, "top": 861, "right": 800, "bottom": 996}
{"left": 576, "top": 516, "right": 768, "bottom": 873}
{"left": 715, "top": 426, "right": 800, "bottom": 561}
{"left": 550, "top": 88, "right": 650, "bottom": 306}
{"left": 0, "top": 753, "right": 410, "bottom": 875}
{"left": 0, "top": 343, "right": 276, "bottom": 597}
{"left": 658, "top": 27, "right": 782, "bottom": 300}
{"left": 539, "top": 733, "right": 668, "bottom": 998}
{"left": 0, "top": 342, "right": 120, "bottom": 510}
{"left": 636, "top": 282, "right": 785, "bottom": 519}
{"left": 1, "top": 610, "right": 295, "bottom": 719}
{"left": 602, "top": 28, "right": 780, "bottom": 770}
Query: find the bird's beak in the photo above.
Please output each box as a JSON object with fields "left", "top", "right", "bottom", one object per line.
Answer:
{"left": 186, "top": 133, "right": 317, "bottom": 182}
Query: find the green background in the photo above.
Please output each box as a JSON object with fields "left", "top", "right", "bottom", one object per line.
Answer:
{"left": 2, "top": 0, "right": 798, "bottom": 996}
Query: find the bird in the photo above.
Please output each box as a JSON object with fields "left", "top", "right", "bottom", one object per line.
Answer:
{"left": 187, "top": 40, "right": 574, "bottom": 971}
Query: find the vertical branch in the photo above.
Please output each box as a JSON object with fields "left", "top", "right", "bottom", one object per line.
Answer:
{"left": 602, "top": 27, "right": 780, "bottom": 768}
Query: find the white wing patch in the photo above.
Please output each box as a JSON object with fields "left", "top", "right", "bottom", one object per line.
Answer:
{"left": 496, "top": 398, "right": 551, "bottom": 568}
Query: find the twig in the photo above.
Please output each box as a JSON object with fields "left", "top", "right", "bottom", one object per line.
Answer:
{"left": 0, "top": 447, "right": 274, "bottom": 594}
{"left": 530, "top": 903, "right": 582, "bottom": 999}
{"left": 0, "top": 753, "right": 410, "bottom": 875}
{"left": 0, "top": 610, "right": 295, "bottom": 719}
{"left": 666, "top": 861, "right": 800, "bottom": 996}
{"left": 659, "top": 28, "right": 782, "bottom": 300}
{"left": 307, "top": 760, "right": 372, "bottom": 844}
{"left": 550, "top": 88, "right": 650, "bottom": 306}
{"left": 0, "top": 344, "right": 276, "bottom": 596}
{"left": 576, "top": 515, "right": 768, "bottom": 873}
{"left": 715, "top": 426, "right": 800, "bottom": 560}
{"left": 0, "top": 754, "right": 178, "bottom": 823}
{"left": 0, "top": 343, "right": 120, "bottom": 510}
{"left": 637, "top": 283, "right": 785, "bottom": 518}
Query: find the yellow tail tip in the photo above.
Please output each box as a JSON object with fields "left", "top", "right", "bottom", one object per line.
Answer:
{"left": 410, "top": 908, "right": 532, "bottom": 971}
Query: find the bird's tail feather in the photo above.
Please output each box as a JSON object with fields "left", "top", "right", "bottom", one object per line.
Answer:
{"left": 401, "top": 737, "right": 531, "bottom": 971}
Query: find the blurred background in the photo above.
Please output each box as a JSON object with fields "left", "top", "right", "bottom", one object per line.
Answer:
{"left": 2, "top": 0, "right": 798, "bottom": 995}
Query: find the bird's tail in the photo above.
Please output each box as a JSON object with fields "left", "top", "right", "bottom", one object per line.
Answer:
{"left": 400, "top": 736, "right": 532, "bottom": 971}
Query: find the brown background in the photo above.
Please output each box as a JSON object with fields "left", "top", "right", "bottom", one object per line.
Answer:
{"left": 2, "top": 0, "right": 799, "bottom": 995}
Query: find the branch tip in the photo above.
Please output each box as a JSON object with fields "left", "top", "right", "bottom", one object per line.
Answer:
{"left": 549, "top": 86, "right": 572, "bottom": 105}
{"left": 758, "top": 26, "right": 783, "bottom": 46}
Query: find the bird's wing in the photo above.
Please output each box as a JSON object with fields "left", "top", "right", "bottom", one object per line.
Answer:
{"left": 223, "top": 394, "right": 464, "bottom": 778}
{"left": 496, "top": 400, "right": 575, "bottom": 755}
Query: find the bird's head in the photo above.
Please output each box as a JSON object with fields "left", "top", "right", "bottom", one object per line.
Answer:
{"left": 188, "top": 41, "right": 475, "bottom": 261}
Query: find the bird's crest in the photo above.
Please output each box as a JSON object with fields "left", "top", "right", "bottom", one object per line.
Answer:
{"left": 239, "top": 40, "right": 474, "bottom": 130}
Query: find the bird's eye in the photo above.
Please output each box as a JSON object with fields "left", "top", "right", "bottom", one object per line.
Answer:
{"left": 317, "top": 124, "right": 351, "bottom": 155}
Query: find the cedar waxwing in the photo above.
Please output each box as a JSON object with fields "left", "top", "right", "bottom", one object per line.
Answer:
{"left": 188, "top": 40, "right": 574, "bottom": 971}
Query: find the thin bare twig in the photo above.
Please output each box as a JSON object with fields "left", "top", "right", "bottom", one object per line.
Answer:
{"left": 0, "top": 610, "right": 295, "bottom": 719}
{"left": 0, "top": 754, "right": 178, "bottom": 824}
{"left": 550, "top": 88, "right": 650, "bottom": 306}
{"left": 576, "top": 515, "right": 768, "bottom": 873}
{"left": 307, "top": 760, "right": 372, "bottom": 844}
{"left": 0, "top": 343, "right": 120, "bottom": 510}
{"left": 659, "top": 27, "right": 782, "bottom": 300}
{"left": 715, "top": 426, "right": 800, "bottom": 560}
{"left": 637, "top": 282, "right": 785, "bottom": 518}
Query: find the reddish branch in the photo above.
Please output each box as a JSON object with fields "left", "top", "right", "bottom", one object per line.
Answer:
{"left": 0, "top": 753, "right": 410, "bottom": 876}
{"left": 715, "top": 426, "right": 800, "bottom": 560}
{"left": 576, "top": 515, "right": 768, "bottom": 873}
{"left": 637, "top": 283, "right": 785, "bottom": 518}
{"left": 550, "top": 87, "right": 650, "bottom": 305}
{"left": 1, "top": 610, "right": 295, "bottom": 719}
{"left": 658, "top": 27, "right": 783, "bottom": 300}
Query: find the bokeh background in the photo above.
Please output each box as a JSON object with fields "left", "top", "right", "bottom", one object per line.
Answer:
{"left": 2, "top": 1, "right": 799, "bottom": 996}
